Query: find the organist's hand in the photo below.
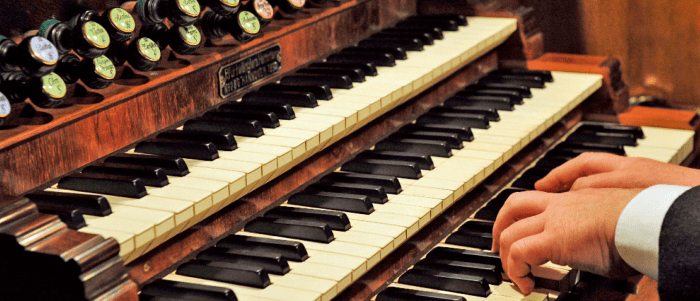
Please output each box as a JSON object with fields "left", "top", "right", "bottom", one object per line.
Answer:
{"left": 491, "top": 188, "right": 642, "bottom": 294}
{"left": 534, "top": 152, "right": 700, "bottom": 192}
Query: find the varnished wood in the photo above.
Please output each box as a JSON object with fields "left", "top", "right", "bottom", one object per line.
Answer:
{"left": 619, "top": 106, "right": 698, "bottom": 131}
{"left": 526, "top": 53, "right": 629, "bottom": 115}
{"left": 527, "top": 0, "right": 700, "bottom": 109}
{"left": 627, "top": 277, "right": 660, "bottom": 301}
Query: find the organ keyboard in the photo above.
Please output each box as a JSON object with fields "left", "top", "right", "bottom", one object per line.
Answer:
{"left": 0, "top": 1, "right": 694, "bottom": 301}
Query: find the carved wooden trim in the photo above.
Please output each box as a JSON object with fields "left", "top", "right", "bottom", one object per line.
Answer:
{"left": 0, "top": 197, "right": 136, "bottom": 300}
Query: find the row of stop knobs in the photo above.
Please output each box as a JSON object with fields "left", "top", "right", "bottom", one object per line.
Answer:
{"left": 0, "top": 0, "right": 338, "bottom": 124}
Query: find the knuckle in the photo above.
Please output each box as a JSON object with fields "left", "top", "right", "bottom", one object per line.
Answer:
{"left": 499, "top": 228, "right": 515, "bottom": 247}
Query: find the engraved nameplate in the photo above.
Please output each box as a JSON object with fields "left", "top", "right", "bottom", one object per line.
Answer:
{"left": 218, "top": 44, "right": 282, "bottom": 98}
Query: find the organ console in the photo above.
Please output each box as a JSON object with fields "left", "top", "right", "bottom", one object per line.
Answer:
{"left": 0, "top": 1, "right": 695, "bottom": 301}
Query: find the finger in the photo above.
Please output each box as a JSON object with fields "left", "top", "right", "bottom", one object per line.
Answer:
{"left": 570, "top": 171, "right": 640, "bottom": 190}
{"left": 497, "top": 215, "right": 545, "bottom": 273}
{"left": 492, "top": 191, "right": 549, "bottom": 252}
{"left": 506, "top": 233, "right": 552, "bottom": 294}
{"left": 535, "top": 152, "right": 624, "bottom": 192}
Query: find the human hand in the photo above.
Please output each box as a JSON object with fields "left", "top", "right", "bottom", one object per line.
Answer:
{"left": 491, "top": 188, "right": 642, "bottom": 294}
{"left": 535, "top": 152, "right": 700, "bottom": 192}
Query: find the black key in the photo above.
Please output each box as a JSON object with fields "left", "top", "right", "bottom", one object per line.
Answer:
{"left": 26, "top": 191, "right": 112, "bottom": 216}
{"left": 139, "top": 296, "right": 186, "bottom": 301}
{"left": 416, "top": 112, "right": 490, "bottom": 129}
{"left": 555, "top": 291, "right": 582, "bottom": 301}
{"left": 216, "top": 235, "right": 308, "bottom": 262}
{"left": 59, "top": 173, "right": 147, "bottom": 198}
{"left": 479, "top": 75, "right": 545, "bottom": 89}
{"left": 545, "top": 149, "right": 582, "bottom": 161}
{"left": 375, "top": 138, "right": 452, "bottom": 158}
{"left": 409, "top": 14, "right": 468, "bottom": 26}
{"left": 520, "top": 167, "right": 554, "bottom": 180}
{"left": 578, "top": 123, "right": 644, "bottom": 139}
{"left": 401, "top": 124, "right": 474, "bottom": 142}
{"left": 384, "top": 27, "right": 443, "bottom": 40}
{"left": 184, "top": 117, "right": 264, "bottom": 137}
{"left": 415, "top": 258, "right": 501, "bottom": 284}
{"left": 554, "top": 141, "right": 626, "bottom": 156}
{"left": 372, "top": 32, "right": 434, "bottom": 45}
{"left": 288, "top": 191, "right": 374, "bottom": 214}
{"left": 219, "top": 102, "right": 296, "bottom": 120}
{"left": 242, "top": 91, "right": 319, "bottom": 107}
{"left": 398, "top": 126, "right": 471, "bottom": 145}
{"left": 457, "top": 220, "right": 494, "bottom": 234}
{"left": 466, "top": 83, "right": 532, "bottom": 98}
{"left": 342, "top": 158, "right": 422, "bottom": 179}
{"left": 427, "top": 247, "right": 502, "bottom": 271}
{"left": 307, "top": 181, "right": 389, "bottom": 204}
{"left": 197, "top": 247, "right": 290, "bottom": 275}
{"left": 567, "top": 130, "right": 637, "bottom": 146}
{"left": 397, "top": 19, "right": 459, "bottom": 31}
{"left": 320, "top": 172, "right": 402, "bottom": 194}
{"left": 82, "top": 163, "right": 169, "bottom": 187}
{"left": 39, "top": 207, "right": 86, "bottom": 229}
{"left": 205, "top": 110, "right": 280, "bottom": 128}
{"left": 279, "top": 74, "right": 353, "bottom": 89}
{"left": 105, "top": 153, "right": 189, "bottom": 176}
{"left": 259, "top": 83, "right": 333, "bottom": 101}
{"left": 140, "top": 279, "right": 237, "bottom": 301}
{"left": 157, "top": 129, "right": 238, "bottom": 151}
{"left": 392, "top": 25, "right": 444, "bottom": 39}
{"left": 245, "top": 217, "right": 335, "bottom": 243}
{"left": 431, "top": 106, "right": 500, "bottom": 121}
{"left": 377, "top": 287, "right": 465, "bottom": 301}
{"left": 357, "top": 150, "right": 434, "bottom": 170}
{"left": 297, "top": 67, "right": 366, "bottom": 82}
{"left": 310, "top": 62, "right": 378, "bottom": 77}
{"left": 177, "top": 259, "right": 270, "bottom": 288}
{"left": 391, "top": 130, "right": 463, "bottom": 149}
{"left": 445, "top": 231, "right": 492, "bottom": 250}
{"left": 473, "top": 206, "right": 499, "bottom": 221}
{"left": 326, "top": 53, "right": 396, "bottom": 67}
{"left": 535, "top": 156, "right": 569, "bottom": 169}
{"left": 359, "top": 38, "right": 423, "bottom": 51}
{"left": 456, "top": 89, "right": 523, "bottom": 105}
{"left": 342, "top": 46, "right": 407, "bottom": 61}
{"left": 490, "top": 69, "right": 553, "bottom": 82}
{"left": 264, "top": 206, "right": 351, "bottom": 230}
{"left": 511, "top": 177, "right": 537, "bottom": 190}
{"left": 444, "top": 95, "right": 515, "bottom": 111}
{"left": 488, "top": 188, "right": 526, "bottom": 208}
{"left": 398, "top": 269, "right": 490, "bottom": 297}
{"left": 136, "top": 139, "right": 219, "bottom": 161}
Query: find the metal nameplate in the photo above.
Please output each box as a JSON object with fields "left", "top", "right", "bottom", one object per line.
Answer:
{"left": 218, "top": 44, "right": 282, "bottom": 98}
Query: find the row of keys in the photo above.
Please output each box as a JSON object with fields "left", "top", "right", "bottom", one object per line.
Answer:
{"left": 135, "top": 70, "right": 607, "bottom": 301}
{"left": 386, "top": 123, "right": 694, "bottom": 301}
{"left": 23, "top": 16, "right": 519, "bottom": 263}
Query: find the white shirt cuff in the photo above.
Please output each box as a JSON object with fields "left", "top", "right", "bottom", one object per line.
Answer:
{"left": 614, "top": 185, "right": 690, "bottom": 280}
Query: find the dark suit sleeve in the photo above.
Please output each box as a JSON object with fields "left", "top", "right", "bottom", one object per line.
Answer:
{"left": 658, "top": 186, "right": 700, "bottom": 300}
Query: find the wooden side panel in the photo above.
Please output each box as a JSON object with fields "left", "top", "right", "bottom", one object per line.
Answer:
{"left": 0, "top": 197, "right": 136, "bottom": 300}
{"left": 527, "top": 53, "right": 629, "bottom": 114}
{"left": 525, "top": 0, "right": 700, "bottom": 108}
